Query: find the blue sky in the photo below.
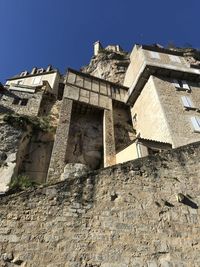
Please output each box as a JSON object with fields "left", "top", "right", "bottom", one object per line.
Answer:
{"left": 0, "top": 0, "right": 199, "bottom": 83}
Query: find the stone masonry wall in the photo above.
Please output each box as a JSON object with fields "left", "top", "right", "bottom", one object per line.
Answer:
{"left": 0, "top": 142, "right": 200, "bottom": 266}
{"left": 0, "top": 90, "right": 43, "bottom": 117}
{"left": 47, "top": 98, "right": 73, "bottom": 183}
{"left": 153, "top": 75, "right": 200, "bottom": 148}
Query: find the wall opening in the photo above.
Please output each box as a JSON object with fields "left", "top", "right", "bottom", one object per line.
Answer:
{"left": 65, "top": 101, "right": 103, "bottom": 170}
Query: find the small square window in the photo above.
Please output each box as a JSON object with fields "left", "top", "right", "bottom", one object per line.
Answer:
{"left": 21, "top": 99, "right": 28, "bottom": 106}
{"left": 12, "top": 98, "right": 20, "bottom": 105}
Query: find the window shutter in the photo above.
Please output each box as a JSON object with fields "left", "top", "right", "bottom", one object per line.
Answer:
{"left": 186, "top": 96, "right": 194, "bottom": 107}
{"left": 173, "top": 79, "right": 190, "bottom": 90}
{"left": 173, "top": 79, "right": 180, "bottom": 88}
{"left": 181, "top": 96, "right": 194, "bottom": 108}
{"left": 182, "top": 80, "right": 190, "bottom": 90}
{"left": 191, "top": 117, "right": 200, "bottom": 132}
{"left": 149, "top": 51, "right": 160, "bottom": 59}
{"left": 181, "top": 96, "right": 189, "bottom": 107}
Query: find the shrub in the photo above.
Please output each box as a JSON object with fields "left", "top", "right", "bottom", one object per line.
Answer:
{"left": 3, "top": 114, "right": 55, "bottom": 133}
{"left": 9, "top": 175, "right": 36, "bottom": 192}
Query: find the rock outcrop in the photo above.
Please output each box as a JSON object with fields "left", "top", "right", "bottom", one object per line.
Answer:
{"left": 0, "top": 118, "right": 27, "bottom": 192}
{"left": 81, "top": 46, "right": 130, "bottom": 85}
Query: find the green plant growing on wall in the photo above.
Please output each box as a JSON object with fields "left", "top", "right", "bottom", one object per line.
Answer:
{"left": 3, "top": 114, "right": 55, "bottom": 133}
{"left": 9, "top": 175, "right": 37, "bottom": 192}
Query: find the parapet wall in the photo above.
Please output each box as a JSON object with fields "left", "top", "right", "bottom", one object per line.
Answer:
{"left": 1, "top": 142, "right": 200, "bottom": 266}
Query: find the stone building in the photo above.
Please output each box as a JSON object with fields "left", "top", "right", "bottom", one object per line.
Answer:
{"left": 124, "top": 44, "right": 200, "bottom": 150}
{"left": 1, "top": 65, "right": 61, "bottom": 116}
{"left": 0, "top": 66, "right": 62, "bottom": 191}
{"left": 1, "top": 42, "right": 200, "bottom": 188}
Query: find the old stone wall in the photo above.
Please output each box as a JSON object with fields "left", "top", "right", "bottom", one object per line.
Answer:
{"left": 130, "top": 76, "right": 172, "bottom": 145}
{"left": 65, "top": 70, "right": 128, "bottom": 106}
{"left": 47, "top": 98, "right": 73, "bottom": 183}
{"left": 142, "top": 49, "right": 188, "bottom": 68}
{"left": 0, "top": 89, "right": 43, "bottom": 117}
{"left": 65, "top": 104, "right": 103, "bottom": 170}
{"left": 0, "top": 142, "right": 200, "bottom": 266}
{"left": 153, "top": 75, "right": 200, "bottom": 147}
{"left": 20, "top": 132, "right": 54, "bottom": 184}
{"left": 113, "top": 103, "right": 135, "bottom": 153}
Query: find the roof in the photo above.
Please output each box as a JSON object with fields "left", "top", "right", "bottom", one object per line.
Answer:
{"left": 7, "top": 68, "right": 59, "bottom": 81}
{"left": 139, "top": 44, "right": 184, "bottom": 57}
{"left": 136, "top": 137, "right": 172, "bottom": 146}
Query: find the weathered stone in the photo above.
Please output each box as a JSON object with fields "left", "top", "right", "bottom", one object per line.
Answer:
{"left": 61, "top": 163, "right": 89, "bottom": 180}
{"left": 0, "top": 142, "right": 198, "bottom": 266}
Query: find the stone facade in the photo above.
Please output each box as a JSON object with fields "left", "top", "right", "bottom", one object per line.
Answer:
{"left": 125, "top": 44, "right": 200, "bottom": 150}
{"left": 130, "top": 76, "right": 172, "bottom": 145}
{"left": 47, "top": 69, "right": 130, "bottom": 182}
{"left": 153, "top": 76, "right": 200, "bottom": 147}
{"left": 0, "top": 86, "right": 44, "bottom": 117}
{"left": 0, "top": 66, "right": 61, "bottom": 189}
{"left": 0, "top": 142, "right": 200, "bottom": 266}
{"left": 1, "top": 42, "right": 200, "bottom": 266}
{"left": 2, "top": 42, "right": 200, "bottom": 187}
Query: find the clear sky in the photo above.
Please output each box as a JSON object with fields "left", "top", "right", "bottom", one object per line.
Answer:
{"left": 0, "top": 0, "right": 199, "bottom": 83}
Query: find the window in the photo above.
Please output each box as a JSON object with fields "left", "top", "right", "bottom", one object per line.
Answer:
{"left": 21, "top": 98, "right": 28, "bottom": 106}
{"left": 20, "top": 71, "right": 28, "bottom": 77}
{"left": 181, "top": 96, "right": 195, "bottom": 109}
{"left": 149, "top": 51, "right": 160, "bottom": 59}
{"left": 169, "top": 55, "right": 181, "bottom": 63}
{"left": 173, "top": 79, "right": 190, "bottom": 91}
{"left": 12, "top": 97, "right": 20, "bottom": 105}
{"left": 17, "top": 80, "right": 23, "bottom": 85}
{"left": 191, "top": 117, "right": 200, "bottom": 132}
{"left": 32, "top": 76, "right": 42, "bottom": 85}
{"left": 37, "top": 68, "right": 44, "bottom": 74}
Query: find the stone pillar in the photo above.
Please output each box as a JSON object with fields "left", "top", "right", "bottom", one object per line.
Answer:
{"left": 47, "top": 98, "right": 73, "bottom": 183}
{"left": 103, "top": 108, "right": 116, "bottom": 167}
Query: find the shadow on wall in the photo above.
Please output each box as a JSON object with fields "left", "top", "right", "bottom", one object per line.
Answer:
{"left": 65, "top": 102, "right": 104, "bottom": 170}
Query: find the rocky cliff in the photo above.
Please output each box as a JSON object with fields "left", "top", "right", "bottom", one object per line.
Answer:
{"left": 81, "top": 47, "right": 130, "bottom": 85}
